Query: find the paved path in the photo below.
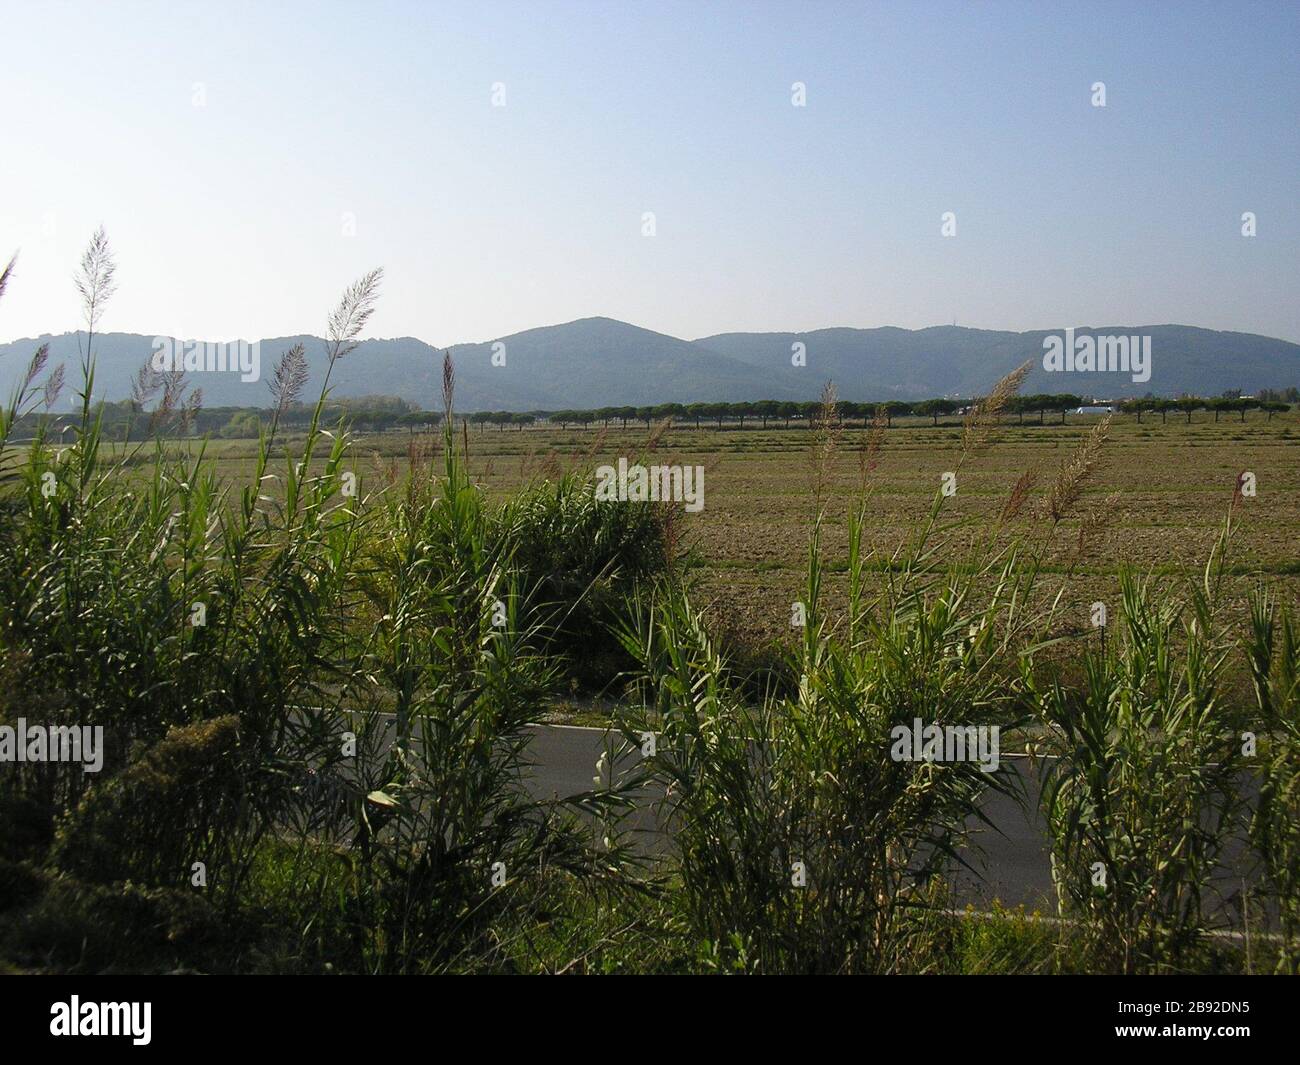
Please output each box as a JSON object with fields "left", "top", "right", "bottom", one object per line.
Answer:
{"left": 522, "top": 724, "right": 1261, "bottom": 918}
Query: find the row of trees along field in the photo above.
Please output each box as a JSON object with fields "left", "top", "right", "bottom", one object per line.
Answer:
{"left": 1119, "top": 393, "right": 1293, "bottom": 422}
{"left": 13, "top": 391, "right": 1293, "bottom": 441}
{"left": 525, "top": 392, "right": 1292, "bottom": 430}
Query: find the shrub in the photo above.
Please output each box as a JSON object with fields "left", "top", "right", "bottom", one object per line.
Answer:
{"left": 0, "top": 858, "right": 49, "bottom": 913}
{"left": 4, "top": 877, "right": 223, "bottom": 972}
{"left": 498, "top": 471, "right": 675, "bottom": 691}
{"left": 0, "top": 653, "right": 81, "bottom": 862}
{"left": 51, "top": 716, "right": 254, "bottom": 896}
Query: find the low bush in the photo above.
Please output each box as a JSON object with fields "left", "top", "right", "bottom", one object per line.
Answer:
{"left": 51, "top": 716, "right": 254, "bottom": 897}
{"left": 3, "top": 877, "right": 225, "bottom": 972}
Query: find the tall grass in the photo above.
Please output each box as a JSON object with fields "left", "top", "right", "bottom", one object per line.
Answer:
{"left": 0, "top": 233, "right": 639, "bottom": 971}
{"left": 615, "top": 546, "right": 1025, "bottom": 971}
{"left": 1246, "top": 586, "right": 1300, "bottom": 971}
{"left": 302, "top": 360, "right": 638, "bottom": 972}
{"left": 611, "top": 380, "right": 1062, "bottom": 973}
{"left": 1027, "top": 543, "right": 1251, "bottom": 972}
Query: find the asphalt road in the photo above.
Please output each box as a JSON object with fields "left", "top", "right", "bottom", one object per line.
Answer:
{"left": 521, "top": 723, "right": 1260, "bottom": 916}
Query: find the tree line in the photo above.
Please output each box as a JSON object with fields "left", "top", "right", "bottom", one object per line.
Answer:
{"left": 1118, "top": 394, "right": 1291, "bottom": 423}
{"left": 535, "top": 392, "right": 1291, "bottom": 430}
{"left": 11, "top": 391, "right": 1293, "bottom": 441}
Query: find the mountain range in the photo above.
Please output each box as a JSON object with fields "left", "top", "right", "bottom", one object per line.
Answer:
{"left": 2, "top": 318, "right": 1297, "bottom": 411}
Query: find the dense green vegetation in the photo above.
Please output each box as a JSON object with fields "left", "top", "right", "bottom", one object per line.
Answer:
{"left": 2, "top": 237, "right": 1298, "bottom": 975}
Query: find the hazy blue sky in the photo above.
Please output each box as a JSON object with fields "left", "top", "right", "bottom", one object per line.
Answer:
{"left": 1, "top": 0, "right": 1296, "bottom": 344}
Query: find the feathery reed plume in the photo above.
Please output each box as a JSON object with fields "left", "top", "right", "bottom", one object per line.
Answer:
{"left": 127, "top": 356, "right": 196, "bottom": 437}
{"left": 159, "top": 369, "right": 187, "bottom": 414}
{"left": 1045, "top": 415, "right": 1110, "bottom": 524}
{"left": 0, "top": 253, "right": 16, "bottom": 305}
{"left": 645, "top": 415, "right": 673, "bottom": 454}
{"left": 22, "top": 343, "right": 49, "bottom": 393}
{"left": 72, "top": 229, "right": 117, "bottom": 434}
{"left": 325, "top": 267, "right": 383, "bottom": 365}
{"left": 406, "top": 430, "right": 436, "bottom": 477}
{"left": 130, "top": 360, "right": 163, "bottom": 411}
{"left": 1072, "top": 490, "right": 1120, "bottom": 562}
{"left": 2, "top": 343, "right": 54, "bottom": 423}
{"left": 810, "top": 380, "right": 841, "bottom": 508}
{"left": 999, "top": 469, "right": 1036, "bottom": 522}
{"left": 0, "top": 341, "right": 55, "bottom": 435}
{"left": 75, "top": 226, "right": 116, "bottom": 338}
{"left": 537, "top": 448, "right": 562, "bottom": 481}
{"left": 856, "top": 403, "right": 887, "bottom": 494}
{"left": 268, "top": 343, "right": 308, "bottom": 413}
{"left": 583, "top": 422, "right": 610, "bottom": 464}
{"left": 43, "top": 362, "right": 66, "bottom": 410}
{"left": 441, "top": 350, "right": 455, "bottom": 419}
{"left": 180, "top": 387, "right": 203, "bottom": 434}
{"left": 960, "top": 360, "right": 1030, "bottom": 463}
{"left": 148, "top": 369, "right": 189, "bottom": 435}
{"left": 262, "top": 343, "right": 308, "bottom": 454}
